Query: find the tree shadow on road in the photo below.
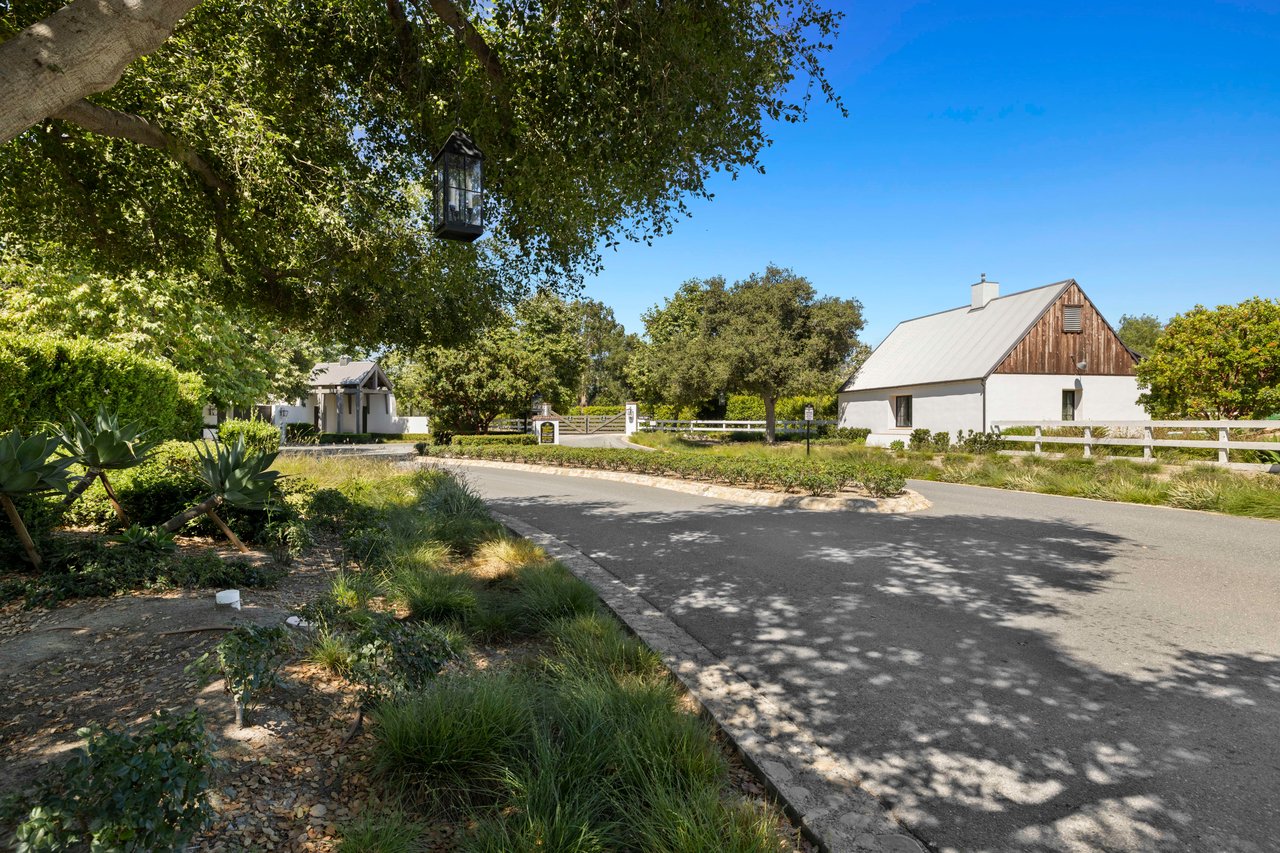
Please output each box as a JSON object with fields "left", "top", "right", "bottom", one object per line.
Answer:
{"left": 483, "top": 492, "right": 1280, "bottom": 853}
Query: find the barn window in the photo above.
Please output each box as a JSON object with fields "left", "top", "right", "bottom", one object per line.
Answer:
{"left": 894, "top": 395, "right": 913, "bottom": 428}
{"left": 1063, "top": 304, "right": 1083, "bottom": 333}
{"left": 1062, "top": 389, "right": 1076, "bottom": 421}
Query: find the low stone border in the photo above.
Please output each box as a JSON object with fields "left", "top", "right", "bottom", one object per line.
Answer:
{"left": 430, "top": 457, "right": 931, "bottom": 513}
{"left": 492, "top": 511, "right": 926, "bottom": 853}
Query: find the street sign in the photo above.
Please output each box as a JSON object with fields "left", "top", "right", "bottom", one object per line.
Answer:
{"left": 803, "top": 404, "right": 815, "bottom": 422}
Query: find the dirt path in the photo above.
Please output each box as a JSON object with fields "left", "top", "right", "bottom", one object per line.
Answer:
{"left": 0, "top": 541, "right": 343, "bottom": 800}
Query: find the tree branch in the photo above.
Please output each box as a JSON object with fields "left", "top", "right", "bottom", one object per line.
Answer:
{"left": 53, "top": 98, "right": 231, "bottom": 193}
{"left": 0, "top": 0, "right": 204, "bottom": 144}
{"left": 423, "top": 0, "right": 505, "bottom": 85}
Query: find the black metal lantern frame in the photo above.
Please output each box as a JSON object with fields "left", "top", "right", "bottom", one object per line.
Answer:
{"left": 432, "top": 130, "right": 484, "bottom": 242}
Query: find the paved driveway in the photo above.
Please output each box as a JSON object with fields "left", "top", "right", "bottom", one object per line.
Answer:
{"left": 451, "top": 464, "right": 1280, "bottom": 853}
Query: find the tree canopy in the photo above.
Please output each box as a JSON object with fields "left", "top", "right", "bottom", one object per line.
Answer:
{"left": 631, "top": 267, "right": 864, "bottom": 440}
{"left": 0, "top": 256, "right": 320, "bottom": 407}
{"left": 1, "top": 0, "right": 844, "bottom": 348}
{"left": 572, "top": 299, "right": 638, "bottom": 407}
{"left": 1116, "top": 313, "right": 1164, "bottom": 359}
{"left": 388, "top": 293, "right": 583, "bottom": 434}
{"left": 1136, "top": 298, "right": 1280, "bottom": 419}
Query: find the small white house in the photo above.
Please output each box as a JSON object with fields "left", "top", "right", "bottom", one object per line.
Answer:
{"left": 839, "top": 278, "right": 1147, "bottom": 446}
{"left": 204, "top": 357, "right": 431, "bottom": 435}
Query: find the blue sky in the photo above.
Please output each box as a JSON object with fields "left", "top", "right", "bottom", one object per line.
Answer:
{"left": 577, "top": 0, "right": 1280, "bottom": 346}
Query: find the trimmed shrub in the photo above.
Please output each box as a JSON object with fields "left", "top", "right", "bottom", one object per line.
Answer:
{"left": 724, "top": 394, "right": 837, "bottom": 421}
{"left": 0, "top": 332, "right": 206, "bottom": 439}
{"left": 286, "top": 423, "right": 320, "bottom": 444}
{"left": 567, "top": 405, "right": 625, "bottom": 416}
{"left": 834, "top": 427, "right": 871, "bottom": 443}
{"left": 908, "top": 428, "right": 932, "bottom": 451}
{"left": 957, "top": 429, "right": 1003, "bottom": 454}
{"left": 451, "top": 433, "right": 537, "bottom": 447}
{"left": 930, "top": 431, "right": 951, "bottom": 452}
{"left": 218, "top": 418, "right": 281, "bottom": 455}
{"left": 318, "top": 433, "right": 383, "bottom": 444}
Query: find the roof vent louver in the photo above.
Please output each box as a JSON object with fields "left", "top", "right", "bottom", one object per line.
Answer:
{"left": 1063, "top": 305, "right": 1083, "bottom": 333}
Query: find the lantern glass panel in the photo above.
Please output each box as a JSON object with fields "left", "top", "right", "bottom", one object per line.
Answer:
{"left": 432, "top": 131, "right": 484, "bottom": 240}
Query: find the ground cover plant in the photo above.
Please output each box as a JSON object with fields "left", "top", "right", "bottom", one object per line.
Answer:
{"left": 421, "top": 442, "right": 908, "bottom": 498}
{"left": 263, "top": 456, "right": 804, "bottom": 851}
{"left": 1, "top": 710, "right": 214, "bottom": 852}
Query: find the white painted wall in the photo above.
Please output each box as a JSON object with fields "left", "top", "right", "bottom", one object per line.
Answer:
{"left": 839, "top": 380, "right": 984, "bottom": 445}
{"left": 985, "top": 374, "right": 1146, "bottom": 423}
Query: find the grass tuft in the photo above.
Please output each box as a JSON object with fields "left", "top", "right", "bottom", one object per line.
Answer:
{"left": 470, "top": 536, "right": 550, "bottom": 583}
{"left": 336, "top": 809, "right": 424, "bottom": 852}
{"left": 370, "top": 672, "right": 537, "bottom": 808}
{"left": 385, "top": 565, "right": 480, "bottom": 622}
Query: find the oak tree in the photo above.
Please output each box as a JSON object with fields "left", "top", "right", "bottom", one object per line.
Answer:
{"left": 2, "top": 0, "right": 844, "bottom": 348}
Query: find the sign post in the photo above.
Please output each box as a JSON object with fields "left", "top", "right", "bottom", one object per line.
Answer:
{"left": 803, "top": 404, "right": 814, "bottom": 457}
{"left": 533, "top": 416, "right": 560, "bottom": 445}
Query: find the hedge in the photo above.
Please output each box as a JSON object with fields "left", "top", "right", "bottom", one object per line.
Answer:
{"left": 218, "top": 418, "right": 281, "bottom": 454}
{"left": 451, "top": 433, "right": 537, "bottom": 446}
{"left": 0, "top": 332, "right": 206, "bottom": 439}
{"left": 318, "top": 433, "right": 383, "bottom": 444}
{"left": 724, "top": 394, "right": 838, "bottom": 421}
{"left": 565, "top": 405, "right": 625, "bottom": 416}
{"left": 421, "top": 444, "right": 907, "bottom": 498}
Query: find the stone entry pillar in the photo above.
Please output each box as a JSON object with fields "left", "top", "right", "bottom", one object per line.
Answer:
{"left": 624, "top": 402, "right": 639, "bottom": 436}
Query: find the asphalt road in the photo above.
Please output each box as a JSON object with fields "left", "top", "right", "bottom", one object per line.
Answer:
{"left": 453, "top": 464, "right": 1280, "bottom": 853}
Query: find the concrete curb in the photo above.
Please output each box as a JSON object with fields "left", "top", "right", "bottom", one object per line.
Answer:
{"left": 492, "top": 510, "right": 927, "bottom": 853}
{"left": 431, "top": 457, "right": 931, "bottom": 513}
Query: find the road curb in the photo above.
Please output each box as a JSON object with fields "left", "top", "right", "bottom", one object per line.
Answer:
{"left": 431, "top": 457, "right": 930, "bottom": 513}
{"left": 491, "top": 510, "right": 928, "bottom": 853}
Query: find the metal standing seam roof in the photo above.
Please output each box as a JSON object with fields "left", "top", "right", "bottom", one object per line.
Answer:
{"left": 842, "top": 280, "right": 1074, "bottom": 392}
{"left": 309, "top": 361, "right": 380, "bottom": 388}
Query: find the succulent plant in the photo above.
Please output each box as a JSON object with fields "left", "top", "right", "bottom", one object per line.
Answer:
{"left": 162, "top": 437, "right": 282, "bottom": 552}
{"left": 57, "top": 406, "right": 159, "bottom": 523}
{"left": 0, "top": 429, "right": 74, "bottom": 567}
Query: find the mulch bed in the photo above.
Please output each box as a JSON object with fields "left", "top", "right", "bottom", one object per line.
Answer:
{"left": 1, "top": 536, "right": 814, "bottom": 852}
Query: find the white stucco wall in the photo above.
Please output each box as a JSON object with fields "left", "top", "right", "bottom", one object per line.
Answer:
{"left": 839, "top": 380, "right": 985, "bottom": 445}
{"left": 267, "top": 402, "right": 314, "bottom": 426}
{"left": 985, "top": 374, "right": 1147, "bottom": 424}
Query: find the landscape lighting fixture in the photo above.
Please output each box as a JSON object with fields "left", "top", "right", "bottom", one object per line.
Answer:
{"left": 432, "top": 130, "right": 484, "bottom": 242}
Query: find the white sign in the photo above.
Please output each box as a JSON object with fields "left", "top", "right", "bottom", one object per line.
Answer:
{"left": 803, "top": 404, "right": 815, "bottom": 422}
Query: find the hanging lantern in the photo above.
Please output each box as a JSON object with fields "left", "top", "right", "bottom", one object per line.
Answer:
{"left": 432, "top": 130, "right": 484, "bottom": 242}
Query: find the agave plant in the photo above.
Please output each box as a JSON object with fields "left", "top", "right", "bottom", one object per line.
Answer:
{"left": 161, "top": 437, "right": 281, "bottom": 552}
{"left": 0, "top": 429, "right": 74, "bottom": 567}
{"left": 57, "top": 406, "right": 159, "bottom": 524}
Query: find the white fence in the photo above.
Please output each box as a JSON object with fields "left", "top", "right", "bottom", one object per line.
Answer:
{"left": 992, "top": 420, "right": 1280, "bottom": 468}
{"left": 640, "top": 418, "right": 838, "bottom": 434}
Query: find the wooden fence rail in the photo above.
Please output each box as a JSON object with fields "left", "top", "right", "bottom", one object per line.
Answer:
{"left": 991, "top": 420, "right": 1280, "bottom": 466}
{"left": 640, "top": 418, "right": 838, "bottom": 433}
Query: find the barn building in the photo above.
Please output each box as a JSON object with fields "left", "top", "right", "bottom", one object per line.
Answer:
{"left": 838, "top": 278, "right": 1145, "bottom": 445}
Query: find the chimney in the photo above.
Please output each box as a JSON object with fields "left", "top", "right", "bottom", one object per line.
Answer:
{"left": 971, "top": 273, "right": 999, "bottom": 310}
{"left": 339, "top": 355, "right": 351, "bottom": 366}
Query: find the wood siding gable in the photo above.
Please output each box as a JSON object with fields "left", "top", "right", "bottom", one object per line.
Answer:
{"left": 994, "top": 282, "right": 1137, "bottom": 376}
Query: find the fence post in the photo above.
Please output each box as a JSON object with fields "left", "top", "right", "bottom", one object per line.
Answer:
{"left": 1218, "top": 426, "right": 1229, "bottom": 465}
{"left": 1083, "top": 426, "right": 1092, "bottom": 458}
{"left": 1143, "top": 425, "right": 1153, "bottom": 460}
{"left": 1034, "top": 425, "right": 1042, "bottom": 455}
